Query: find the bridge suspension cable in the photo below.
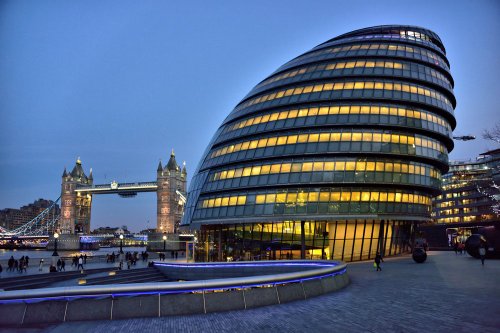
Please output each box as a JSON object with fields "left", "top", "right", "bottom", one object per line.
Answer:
{"left": 0, "top": 197, "right": 61, "bottom": 237}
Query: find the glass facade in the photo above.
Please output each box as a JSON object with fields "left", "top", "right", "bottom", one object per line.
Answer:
{"left": 432, "top": 149, "right": 500, "bottom": 224}
{"left": 182, "top": 25, "right": 456, "bottom": 262}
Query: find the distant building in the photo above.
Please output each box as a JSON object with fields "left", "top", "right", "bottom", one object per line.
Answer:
{"left": 432, "top": 149, "right": 500, "bottom": 224}
{"left": 0, "top": 199, "right": 60, "bottom": 231}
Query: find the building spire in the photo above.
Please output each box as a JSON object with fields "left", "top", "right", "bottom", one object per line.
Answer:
{"left": 182, "top": 161, "right": 187, "bottom": 175}
{"left": 62, "top": 167, "right": 68, "bottom": 177}
{"left": 166, "top": 149, "right": 179, "bottom": 171}
{"left": 157, "top": 159, "right": 163, "bottom": 172}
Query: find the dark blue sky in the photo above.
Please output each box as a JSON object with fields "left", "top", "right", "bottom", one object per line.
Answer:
{"left": 1, "top": 0, "right": 499, "bottom": 232}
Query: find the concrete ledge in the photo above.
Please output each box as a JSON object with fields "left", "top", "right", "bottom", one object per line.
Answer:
{"left": 0, "top": 261, "right": 349, "bottom": 324}
{"left": 334, "top": 274, "right": 344, "bottom": 290}
{"left": 205, "top": 290, "right": 245, "bottom": 313}
{"left": 321, "top": 276, "right": 336, "bottom": 292}
{"left": 23, "top": 301, "right": 66, "bottom": 325}
{"left": 160, "top": 293, "right": 204, "bottom": 316}
{"left": 66, "top": 298, "right": 112, "bottom": 321}
{"left": 243, "top": 287, "right": 279, "bottom": 309}
{"left": 277, "top": 283, "right": 305, "bottom": 303}
{"left": 112, "top": 295, "right": 159, "bottom": 320}
{"left": 0, "top": 303, "right": 25, "bottom": 326}
{"left": 303, "top": 279, "right": 324, "bottom": 298}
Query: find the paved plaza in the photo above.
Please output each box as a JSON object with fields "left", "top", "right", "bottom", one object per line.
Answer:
{"left": 4, "top": 251, "right": 500, "bottom": 333}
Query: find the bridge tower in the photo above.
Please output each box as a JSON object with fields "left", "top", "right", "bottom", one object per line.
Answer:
{"left": 59, "top": 158, "right": 93, "bottom": 234}
{"left": 157, "top": 150, "right": 187, "bottom": 233}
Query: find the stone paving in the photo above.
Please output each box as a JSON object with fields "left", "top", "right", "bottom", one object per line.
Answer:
{"left": 4, "top": 251, "right": 500, "bottom": 333}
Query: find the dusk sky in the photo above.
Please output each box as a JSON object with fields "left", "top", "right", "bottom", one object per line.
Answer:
{"left": 1, "top": 0, "right": 499, "bottom": 232}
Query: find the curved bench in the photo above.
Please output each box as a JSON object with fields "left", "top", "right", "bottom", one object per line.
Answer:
{"left": 0, "top": 260, "right": 349, "bottom": 326}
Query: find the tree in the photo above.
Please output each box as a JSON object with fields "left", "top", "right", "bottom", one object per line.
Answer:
{"left": 483, "top": 122, "right": 500, "bottom": 144}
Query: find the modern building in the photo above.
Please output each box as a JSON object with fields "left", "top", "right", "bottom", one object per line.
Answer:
{"left": 422, "top": 149, "right": 500, "bottom": 247}
{"left": 182, "top": 25, "right": 456, "bottom": 262}
{"left": 0, "top": 199, "right": 60, "bottom": 231}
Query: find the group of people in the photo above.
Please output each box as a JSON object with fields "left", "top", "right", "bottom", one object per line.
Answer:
{"left": 157, "top": 250, "right": 182, "bottom": 261}
{"left": 6, "top": 255, "right": 29, "bottom": 273}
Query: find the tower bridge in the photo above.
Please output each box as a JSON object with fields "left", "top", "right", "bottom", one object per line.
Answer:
{"left": 59, "top": 150, "right": 187, "bottom": 235}
{"left": 0, "top": 150, "right": 187, "bottom": 238}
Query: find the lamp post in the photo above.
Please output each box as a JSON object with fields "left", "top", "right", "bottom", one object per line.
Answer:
{"left": 119, "top": 234, "right": 124, "bottom": 254}
{"left": 52, "top": 232, "right": 59, "bottom": 256}
{"left": 163, "top": 235, "right": 167, "bottom": 252}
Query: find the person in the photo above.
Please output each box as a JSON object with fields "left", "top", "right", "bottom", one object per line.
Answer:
{"left": 84, "top": 254, "right": 87, "bottom": 264}
{"left": 374, "top": 252, "right": 383, "bottom": 271}
{"left": 175, "top": 251, "right": 178, "bottom": 260}
{"left": 8, "top": 256, "right": 14, "bottom": 272}
{"left": 77, "top": 256, "right": 84, "bottom": 270}
{"left": 0, "top": 263, "right": 2, "bottom": 276}
{"left": 479, "top": 244, "right": 486, "bottom": 266}
{"left": 119, "top": 260, "right": 123, "bottom": 270}
{"left": 453, "top": 242, "right": 458, "bottom": 255}
{"left": 57, "top": 259, "right": 62, "bottom": 272}
{"left": 61, "top": 259, "right": 66, "bottom": 271}
{"left": 25, "top": 256, "right": 30, "bottom": 267}
{"left": 39, "top": 259, "right": 44, "bottom": 271}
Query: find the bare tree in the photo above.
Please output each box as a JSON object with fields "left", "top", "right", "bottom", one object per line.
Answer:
{"left": 483, "top": 122, "right": 500, "bottom": 144}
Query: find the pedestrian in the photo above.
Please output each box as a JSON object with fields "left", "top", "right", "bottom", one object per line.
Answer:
{"left": 57, "top": 259, "right": 62, "bottom": 272}
{"left": 84, "top": 254, "right": 87, "bottom": 264}
{"left": 18, "top": 258, "right": 23, "bottom": 273}
{"left": 119, "top": 260, "right": 123, "bottom": 270}
{"left": 39, "top": 259, "right": 44, "bottom": 271}
{"left": 374, "top": 252, "right": 383, "bottom": 271}
{"left": 8, "top": 256, "right": 14, "bottom": 272}
{"left": 0, "top": 263, "right": 3, "bottom": 276}
{"left": 25, "top": 256, "right": 30, "bottom": 267}
{"left": 175, "top": 251, "right": 178, "bottom": 260}
{"left": 453, "top": 242, "right": 458, "bottom": 255}
{"left": 479, "top": 244, "right": 486, "bottom": 266}
{"left": 77, "top": 256, "right": 84, "bottom": 270}
{"left": 61, "top": 259, "right": 66, "bottom": 271}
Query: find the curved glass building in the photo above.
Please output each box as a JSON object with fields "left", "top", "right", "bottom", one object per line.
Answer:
{"left": 182, "top": 25, "right": 456, "bottom": 262}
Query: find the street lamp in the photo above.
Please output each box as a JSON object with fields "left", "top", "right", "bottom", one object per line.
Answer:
{"left": 119, "top": 234, "right": 124, "bottom": 254}
{"left": 453, "top": 135, "right": 476, "bottom": 141}
{"left": 163, "top": 235, "right": 167, "bottom": 252}
{"left": 52, "top": 232, "right": 59, "bottom": 256}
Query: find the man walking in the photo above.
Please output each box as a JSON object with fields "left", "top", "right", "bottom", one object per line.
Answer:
{"left": 374, "top": 252, "right": 383, "bottom": 271}
{"left": 77, "top": 256, "right": 84, "bottom": 270}
{"left": 479, "top": 244, "right": 486, "bottom": 266}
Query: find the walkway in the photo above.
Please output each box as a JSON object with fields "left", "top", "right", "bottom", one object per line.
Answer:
{"left": 5, "top": 251, "right": 500, "bottom": 332}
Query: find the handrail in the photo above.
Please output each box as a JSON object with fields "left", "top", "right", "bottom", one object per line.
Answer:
{"left": 0, "top": 260, "right": 347, "bottom": 301}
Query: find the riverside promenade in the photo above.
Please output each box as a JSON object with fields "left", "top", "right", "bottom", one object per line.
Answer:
{"left": 4, "top": 251, "right": 500, "bottom": 333}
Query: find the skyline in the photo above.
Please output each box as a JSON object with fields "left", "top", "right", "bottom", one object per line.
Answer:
{"left": 1, "top": 0, "right": 499, "bottom": 232}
